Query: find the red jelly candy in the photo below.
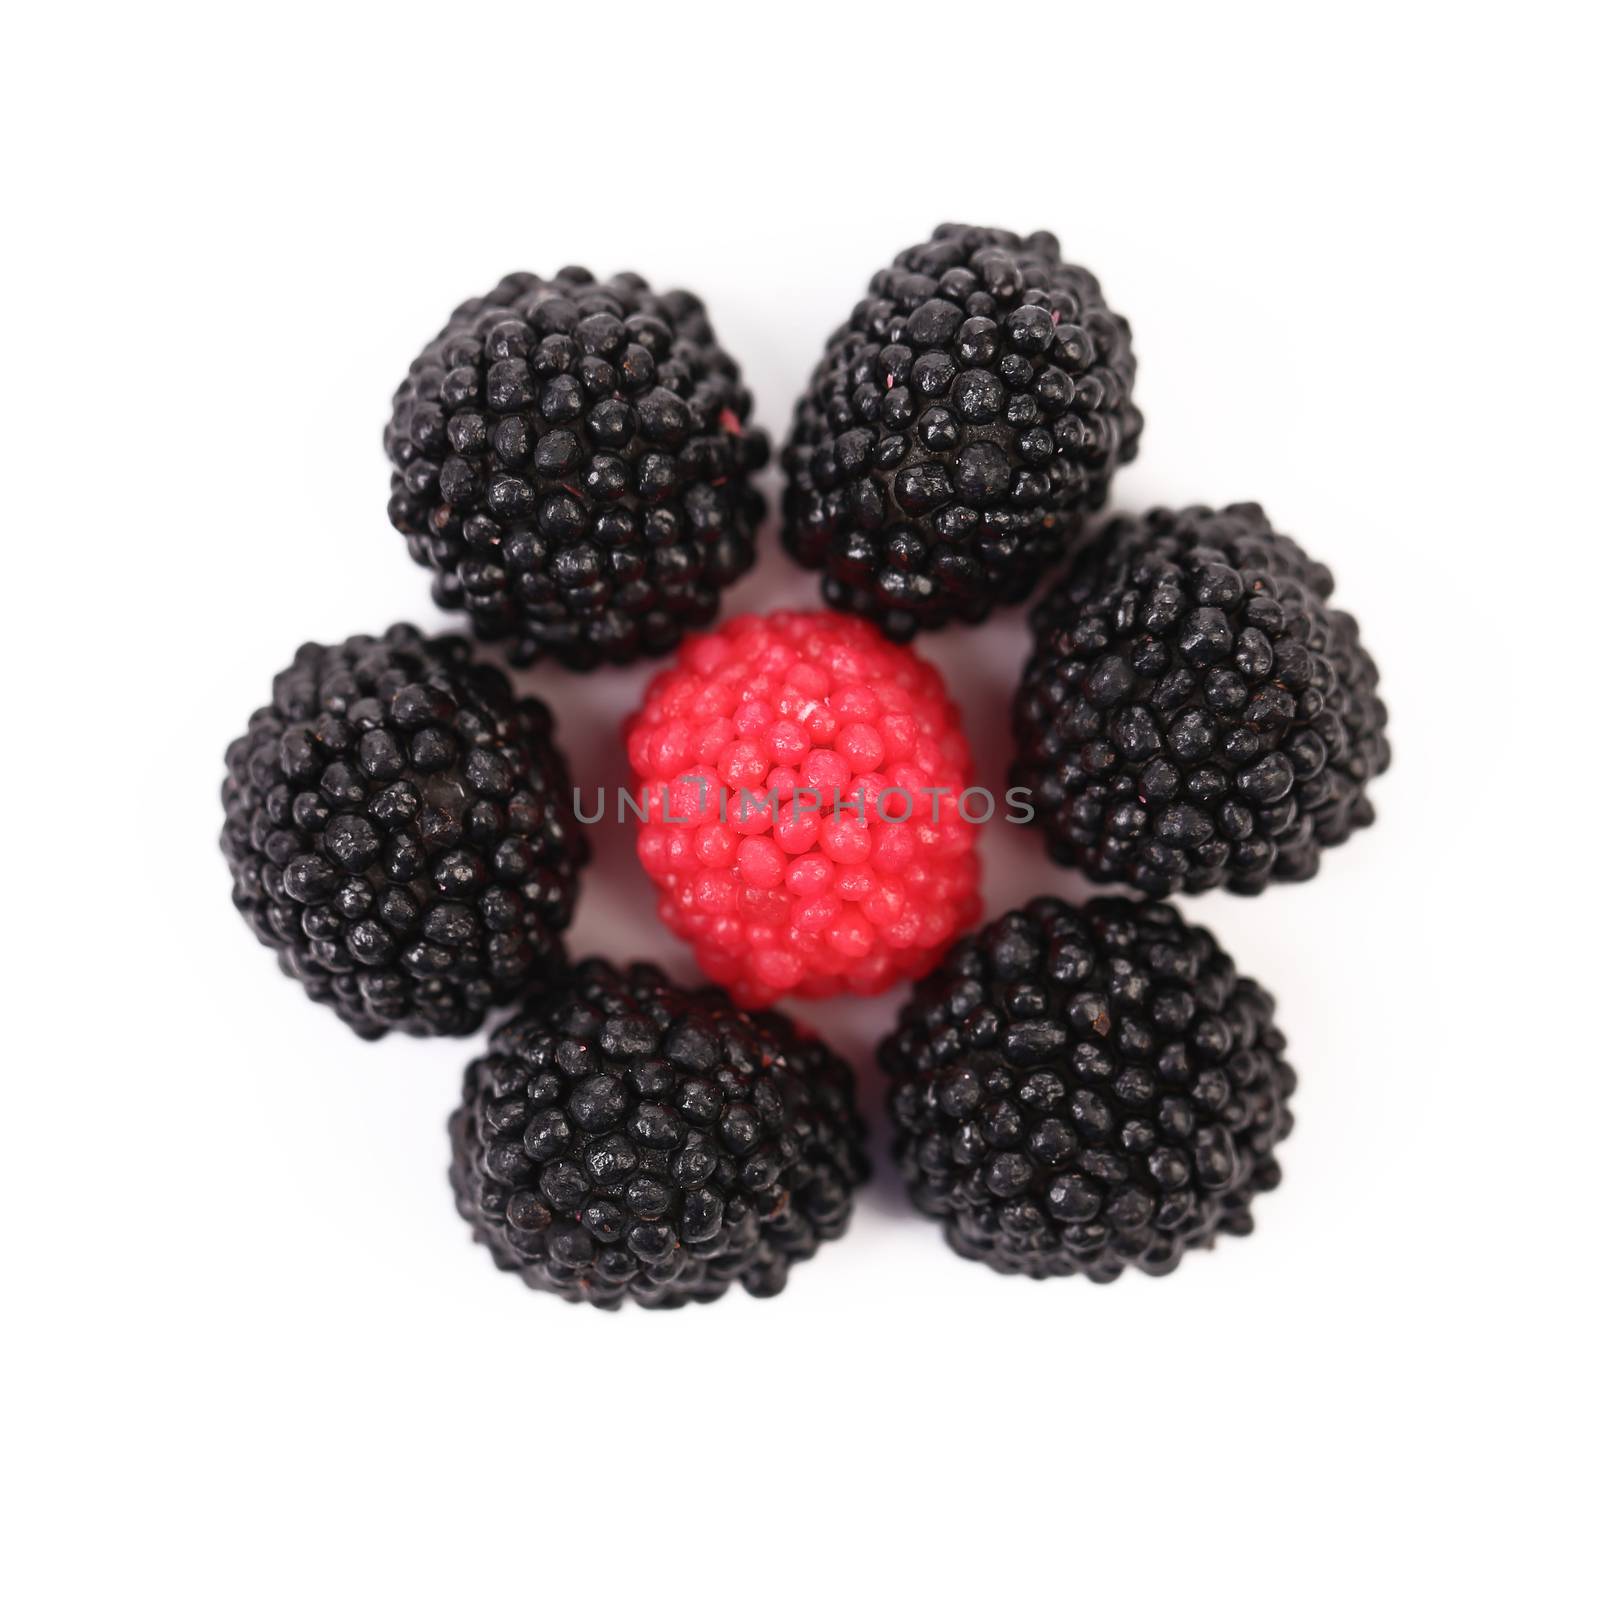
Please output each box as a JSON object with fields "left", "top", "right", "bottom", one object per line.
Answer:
{"left": 626, "top": 611, "right": 982, "bottom": 1006}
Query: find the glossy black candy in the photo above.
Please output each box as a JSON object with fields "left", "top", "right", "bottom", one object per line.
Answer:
{"left": 1012, "top": 503, "right": 1389, "bottom": 895}
{"left": 783, "top": 223, "right": 1140, "bottom": 638}
{"left": 221, "top": 624, "right": 585, "bottom": 1038}
{"left": 883, "top": 897, "right": 1294, "bottom": 1281}
{"left": 386, "top": 269, "right": 769, "bottom": 669}
{"left": 451, "top": 960, "right": 868, "bottom": 1309}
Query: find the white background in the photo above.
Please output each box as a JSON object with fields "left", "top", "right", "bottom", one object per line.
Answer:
{"left": 6, "top": 4, "right": 1596, "bottom": 1594}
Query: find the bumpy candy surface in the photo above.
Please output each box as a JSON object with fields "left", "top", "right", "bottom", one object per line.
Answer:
{"left": 386, "top": 268, "right": 768, "bottom": 669}
{"left": 450, "top": 959, "right": 868, "bottom": 1309}
{"left": 783, "top": 223, "right": 1140, "bottom": 637}
{"left": 1012, "top": 503, "right": 1389, "bottom": 895}
{"left": 220, "top": 624, "right": 584, "bottom": 1038}
{"left": 883, "top": 896, "right": 1296, "bottom": 1280}
{"left": 626, "top": 611, "right": 981, "bottom": 1005}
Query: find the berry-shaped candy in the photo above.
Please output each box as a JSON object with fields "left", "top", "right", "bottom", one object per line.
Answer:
{"left": 626, "top": 611, "right": 982, "bottom": 1007}
{"left": 1012, "top": 504, "right": 1389, "bottom": 895}
{"left": 883, "top": 896, "right": 1295, "bottom": 1281}
{"left": 449, "top": 959, "right": 868, "bottom": 1309}
{"left": 386, "top": 268, "right": 769, "bottom": 670}
{"left": 783, "top": 223, "right": 1140, "bottom": 639}
{"left": 221, "top": 624, "right": 586, "bottom": 1039}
